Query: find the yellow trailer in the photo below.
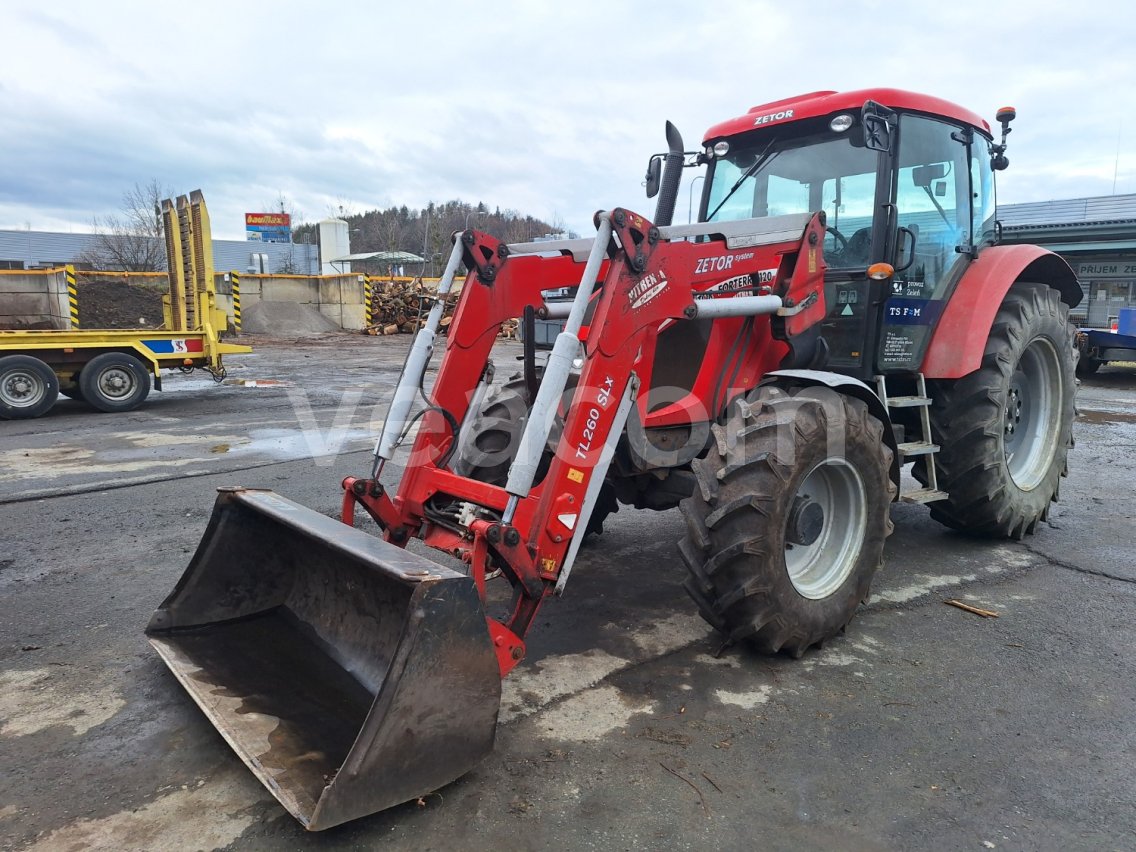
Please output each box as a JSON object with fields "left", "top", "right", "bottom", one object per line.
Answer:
{"left": 0, "top": 191, "right": 250, "bottom": 419}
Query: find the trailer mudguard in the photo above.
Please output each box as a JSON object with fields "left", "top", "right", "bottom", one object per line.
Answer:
{"left": 921, "top": 245, "right": 1080, "bottom": 379}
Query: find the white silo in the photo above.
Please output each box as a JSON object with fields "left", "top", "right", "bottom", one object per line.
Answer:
{"left": 319, "top": 218, "right": 350, "bottom": 275}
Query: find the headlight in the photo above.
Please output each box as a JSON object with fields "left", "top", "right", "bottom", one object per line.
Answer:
{"left": 830, "top": 114, "right": 854, "bottom": 133}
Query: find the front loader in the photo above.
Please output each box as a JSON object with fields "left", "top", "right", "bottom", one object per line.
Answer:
{"left": 147, "top": 88, "right": 1081, "bottom": 829}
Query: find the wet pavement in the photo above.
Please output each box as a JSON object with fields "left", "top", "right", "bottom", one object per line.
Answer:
{"left": 1, "top": 334, "right": 1134, "bottom": 850}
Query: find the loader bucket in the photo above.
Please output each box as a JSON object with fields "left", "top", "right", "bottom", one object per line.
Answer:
{"left": 146, "top": 488, "right": 501, "bottom": 831}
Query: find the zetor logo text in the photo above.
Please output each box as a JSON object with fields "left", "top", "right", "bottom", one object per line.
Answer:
{"left": 628, "top": 271, "right": 668, "bottom": 310}
{"left": 753, "top": 109, "right": 794, "bottom": 126}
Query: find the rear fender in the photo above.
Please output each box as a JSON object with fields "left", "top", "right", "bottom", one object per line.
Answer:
{"left": 757, "top": 369, "right": 900, "bottom": 494}
{"left": 921, "top": 245, "right": 1080, "bottom": 379}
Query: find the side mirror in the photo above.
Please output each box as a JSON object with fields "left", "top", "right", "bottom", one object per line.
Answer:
{"left": 895, "top": 226, "right": 916, "bottom": 272}
{"left": 644, "top": 156, "right": 663, "bottom": 199}
{"left": 862, "top": 100, "right": 896, "bottom": 153}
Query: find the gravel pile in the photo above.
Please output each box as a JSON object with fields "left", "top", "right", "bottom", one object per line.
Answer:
{"left": 241, "top": 301, "right": 340, "bottom": 335}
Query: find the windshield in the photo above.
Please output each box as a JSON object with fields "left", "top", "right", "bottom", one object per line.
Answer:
{"left": 704, "top": 131, "right": 881, "bottom": 267}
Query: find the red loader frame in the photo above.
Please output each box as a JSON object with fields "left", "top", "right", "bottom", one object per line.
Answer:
{"left": 342, "top": 207, "right": 829, "bottom": 676}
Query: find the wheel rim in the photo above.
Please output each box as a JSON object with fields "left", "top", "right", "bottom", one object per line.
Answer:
{"left": 1, "top": 368, "right": 46, "bottom": 409}
{"left": 97, "top": 366, "right": 137, "bottom": 400}
{"left": 784, "top": 458, "right": 867, "bottom": 600}
{"left": 1004, "top": 337, "right": 1062, "bottom": 490}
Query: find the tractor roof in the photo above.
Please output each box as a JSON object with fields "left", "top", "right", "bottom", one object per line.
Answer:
{"left": 703, "top": 88, "right": 991, "bottom": 143}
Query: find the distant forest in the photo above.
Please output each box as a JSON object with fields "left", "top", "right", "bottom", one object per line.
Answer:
{"left": 292, "top": 200, "right": 564, "bottom": 276}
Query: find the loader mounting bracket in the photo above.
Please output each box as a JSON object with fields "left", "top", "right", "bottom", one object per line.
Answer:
{"left": 341, "top": 476, "right": 406, "bottom": 538}
{"left": 609, "top": 208, "right": 660, "bottom": 273}
{"left": 486, "top": 619, "right": 526, "bottom": 677}
{"left": 461, "top": 229, "right": 510, "bottom": 285}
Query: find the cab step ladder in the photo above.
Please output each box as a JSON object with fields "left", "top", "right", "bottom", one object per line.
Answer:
{"left": 876, "top": 373, "right": 948, "bottom": 504}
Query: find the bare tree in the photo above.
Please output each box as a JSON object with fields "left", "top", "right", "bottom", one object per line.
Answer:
{"left": 80, "top": 179, "right": 170, "bottom": 272}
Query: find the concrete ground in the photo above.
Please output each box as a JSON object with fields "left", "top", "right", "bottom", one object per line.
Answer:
{"left": 1, "top": 334, "right": 1133, "bottom": 851}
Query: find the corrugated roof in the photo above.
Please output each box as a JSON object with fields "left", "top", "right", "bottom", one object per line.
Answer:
{"left": 999, "top": 194, "right": 1136, "bottom": 228}
{"left": 332, "top": 251, "right": 425, "bottom": 263}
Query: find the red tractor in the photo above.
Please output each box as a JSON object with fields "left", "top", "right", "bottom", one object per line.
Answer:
{"left": 147, "top": 89, "right": 1079, "bottom": 829}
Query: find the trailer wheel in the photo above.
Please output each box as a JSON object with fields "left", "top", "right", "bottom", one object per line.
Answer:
{"left": 916, "top": 281, "right": 1075, "bottom": 539}
{"left": 679, "top": 386, "right": 895, "bottom": 656}
{"left": 1075, "top": 354, "right": 1101, "bottom": 376}
{"left": 455, "top": 373, "right": 617, "bottom": 536}
{"left": 79, "top": 352, "right": 151, "bottom": 413}
{"left": 0, "top": 355, "right": 59, "bottom": 419}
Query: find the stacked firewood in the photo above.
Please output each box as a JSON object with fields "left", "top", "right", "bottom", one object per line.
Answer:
{"left": 362, "top": 279, "right": 446, "bottom": 336}
{"left": 362, "top": 278, "right": 518, "bottom": 338}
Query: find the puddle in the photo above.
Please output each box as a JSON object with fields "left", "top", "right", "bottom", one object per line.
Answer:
{"left": 230, "top": 427, "right": 375, "bottom": 461}
{"left": 159, "top": 376, "right": 292, "bottom": 393}
{"left": 1078, "top": 408, "right": 1136, "bottom": 425}
{"left": 223, "top": 378, "right": 293, "bottom": 388}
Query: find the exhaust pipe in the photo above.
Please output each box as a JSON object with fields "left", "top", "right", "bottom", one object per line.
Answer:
{"left": 653, "top": 121, "right": 685, "bottom": 227}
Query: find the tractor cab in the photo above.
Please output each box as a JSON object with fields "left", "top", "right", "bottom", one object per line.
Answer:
{"left": 694, "top": 89, "right": 1004, "bottom": 380}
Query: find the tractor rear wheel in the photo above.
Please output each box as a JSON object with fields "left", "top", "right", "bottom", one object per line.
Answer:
{"left": 916, "top": 282, "right": 1075, "bottom": 539}
{"left": 679, "top": 386, "right": 895, "bottom": 656}
{"left": 454, "top": 373, "right": 617, "bottom": 536}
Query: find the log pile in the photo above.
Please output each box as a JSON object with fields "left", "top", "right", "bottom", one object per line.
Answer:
{"left": 362, "top": 278, "right": 518, "bottom": 338}
{"left": 362, "top": 279, "right": 442, "bottom": 335}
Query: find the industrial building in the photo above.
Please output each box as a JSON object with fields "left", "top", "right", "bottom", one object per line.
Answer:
{"left": 999, "top": 193, "right": 1136, "bottom": 326}
{"left": 3, "top": 194, "right": 1135, "bottom": 329}
{"left": 0, "top": 228, "right": 320, "bottom": 275}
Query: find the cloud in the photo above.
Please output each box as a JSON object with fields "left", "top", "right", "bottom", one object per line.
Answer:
{"left": 1, "top": 0, "right": 1133, "bottom": 239}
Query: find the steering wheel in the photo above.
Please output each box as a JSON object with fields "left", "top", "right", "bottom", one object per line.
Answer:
{"left": 827, "top": 227, "right": 854, "bottom": 253}
{"left": 826, "top": 225, "right": 849, "bottom": 252}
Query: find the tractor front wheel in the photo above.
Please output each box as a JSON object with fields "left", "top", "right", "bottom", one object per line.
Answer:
{"left": 679, "top": 386, "right": 895, "bottom": 656}
{"left": 454, "top": 373, "right": 617, "bottom": 536}
{"left": 917, "top": 282, "right": 1075, "bottom": 539}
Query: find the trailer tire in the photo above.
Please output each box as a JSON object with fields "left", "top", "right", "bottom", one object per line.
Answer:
{"left": 1075, "top": 354, "right": 1101, "bottom": 376}
{"left": 0, "top": 355, "right": 59, "bottom": 419}
{"left": 79, "top": 352, "right": 151, "bottom": 413}
{"left": 916, "top": 282, "right": 1075, "bottom": 539}
{"left": 455, "top": 373, "right": 617, "bottom": 536}
{"left": 679, "top": 386, "right": 895, "bottom": 656}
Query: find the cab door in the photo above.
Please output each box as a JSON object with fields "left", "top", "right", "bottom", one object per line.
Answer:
{"left": 876, "top": 114, "right": 975, "bottom": 371}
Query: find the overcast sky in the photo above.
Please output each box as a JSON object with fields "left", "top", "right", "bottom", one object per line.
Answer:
{"left": 1, "top": 0, "right": 1132, "bottom": 241}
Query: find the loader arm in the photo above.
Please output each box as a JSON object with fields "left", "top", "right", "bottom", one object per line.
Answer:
{"left": 345, "top": 208, "right": 830, "bottom": 675}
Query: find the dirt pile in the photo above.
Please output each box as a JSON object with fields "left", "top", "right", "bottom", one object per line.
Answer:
{"left": 76, "top": 279, "right": 165, "bottom": 329}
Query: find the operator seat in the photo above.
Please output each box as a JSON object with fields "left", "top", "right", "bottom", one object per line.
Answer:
{"left": 844, "top": 227, "right": 872, "bottom": 267}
